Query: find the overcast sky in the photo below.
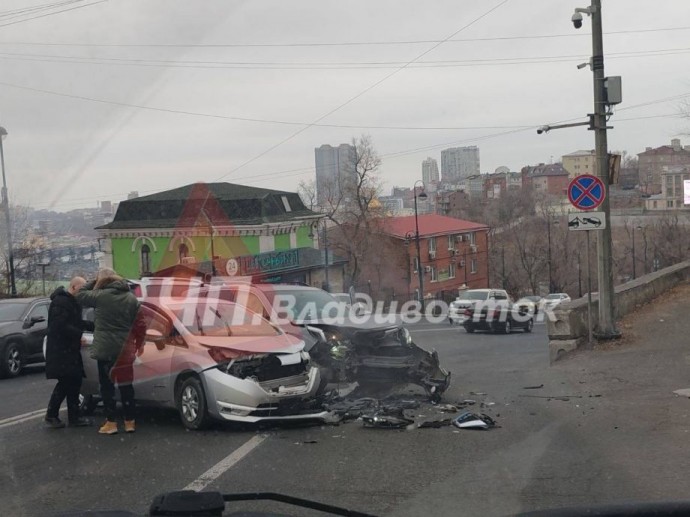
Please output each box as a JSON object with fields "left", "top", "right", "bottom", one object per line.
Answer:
{"left": 1, "top": 0, "right": 689, "bottom": 212}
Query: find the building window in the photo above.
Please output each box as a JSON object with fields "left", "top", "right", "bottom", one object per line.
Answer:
{"left": 469, "top": 232, "right": 476, "bottom": 245}
{"left": 430, "top": 266, "right": 438, "bottom": 282}
{"left": 141, "top": 244, "right": 151, "bottom": 275}
{"left": 471, "top": 258, "right": 477, "bottom": 274}
{"left": 178, "top": 243, "right": 189, "bottom": 263}
{"left": 428, "top": 237, "right": 436, "bottom": 253}
{"left": 667, "top": 200, "right": 674, "bottom": 208}
{"left": 449, "top": 263, "right": 456, "bottom": 279}
{"left": 448, "top": 234, "right": 454, "bottom": 250}
{"left": 653, "top": 201, "right": 657, "bottom": 209}
{"left": 412, "top": 256, "right": 419, "bottom": 273}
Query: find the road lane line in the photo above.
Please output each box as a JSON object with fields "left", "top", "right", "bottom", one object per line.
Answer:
{"left": 0, "top": 409, "right": 46, "bottom": 429}
{"left": 410, "top": 328, "right": 461, "bottom": 333}
{"left": 183, "top": 434, "right": 267, "bottom": 492}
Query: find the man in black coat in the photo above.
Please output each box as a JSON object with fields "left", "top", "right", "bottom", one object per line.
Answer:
{"left": 45, "top": 276, "right": 92, "bottom": 428}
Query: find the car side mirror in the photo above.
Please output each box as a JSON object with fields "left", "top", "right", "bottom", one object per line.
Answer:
{"left": 145, "top": 329, "right": 167, "bottom": 351}
{"left": 26, "top": 316, "right": 46, "bottom": 328}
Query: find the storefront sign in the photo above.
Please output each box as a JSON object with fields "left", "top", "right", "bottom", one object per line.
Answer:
{"left": 242, "top": 249, "right": 300, "bottom": 275}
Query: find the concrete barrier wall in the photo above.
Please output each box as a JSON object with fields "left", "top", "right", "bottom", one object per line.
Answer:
{"left": 547, "top": 260, "right": 690, "bottom": 363}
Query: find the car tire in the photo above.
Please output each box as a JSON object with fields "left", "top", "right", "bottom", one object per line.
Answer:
{"left": 1, "top": 342, "right": 24, "bottom": 378}
{"left": 524, "top": 319, "right": 534, "bottom": 333}
{"left": 503, "top": 320, "right": 512, "bottom": 334}
{"left": 464, "top": 325, "right": 475, "bottom": 333}
{"left": 79, "top": 394, "right": 99, "bottom": 416}
{"left": 176, "top": 376, "right": 212, "bottom": 430}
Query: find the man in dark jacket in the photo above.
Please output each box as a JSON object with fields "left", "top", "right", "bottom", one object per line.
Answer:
{"left": 45, "top": 276, "right": 92, "bottom": 428}
{"left": 76, "top": 268, "right": 140, "bottom": 435}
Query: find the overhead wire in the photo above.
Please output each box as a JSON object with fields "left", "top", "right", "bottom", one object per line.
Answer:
{"left": 0, "top": 0, "right": 84, "bottom": 20}
{"left": 0, "top": 0, "right": 106, "bottom": 29}
{"left": 1, "top": 46, "right": 690, "bottom": 70}
{"left": 214, "top": 0, "right": 513, "bottom": 181}
{"left": 27, "top": 109, "right": 682, "bottom": 210}
{"left": 1, "top": 25, "right": 689, "bottom": 47}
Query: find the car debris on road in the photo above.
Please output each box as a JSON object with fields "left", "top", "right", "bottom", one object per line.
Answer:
{"left": 452, "top": 412, "right": 497, "bottom": 430}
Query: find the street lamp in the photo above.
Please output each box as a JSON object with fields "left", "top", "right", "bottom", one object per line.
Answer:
{"left": 546, "top": 217, "right": 560, "bottom": 293}
{"left": 0, "top": 126, "right": 17, "bottom": 297}
{"left": 413, "top": 180, "right": 427, "bottom": 311}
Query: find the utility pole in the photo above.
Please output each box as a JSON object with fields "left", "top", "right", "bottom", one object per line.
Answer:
{"left": 0, "top": 127, "right": 17, "bottom": 297}
{"left": 590, "top": 0, "right": 618, "bottom": 338}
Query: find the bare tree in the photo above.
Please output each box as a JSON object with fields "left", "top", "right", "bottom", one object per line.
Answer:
{"left": 297, "top": 178, "right": 317, "bottom": 211}
{"left": 0, "top": 205, "right": 45, "bottom": 297}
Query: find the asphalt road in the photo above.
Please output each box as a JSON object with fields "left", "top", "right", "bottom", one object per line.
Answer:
{"left": 1, "top": 315, "right": 678, "bottom": 517}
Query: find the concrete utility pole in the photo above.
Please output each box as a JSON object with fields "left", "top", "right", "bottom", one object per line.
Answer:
{"left": 590, "top": 0, "right": 618, "bottom": 338}
{"left": 0, "top": 127, "right": 17, "bottom": 298}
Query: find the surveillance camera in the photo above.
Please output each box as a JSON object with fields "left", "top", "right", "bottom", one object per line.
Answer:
{"left": 572, "top": 12, "right": 583, "bottom": 29}
{"left": 537, "top": 125, "right": 549, "bottom": 135}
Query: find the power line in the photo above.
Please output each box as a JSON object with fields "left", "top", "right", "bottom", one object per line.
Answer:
{"left": 0, "top": 79, "right": 533, "bottom": 130}
{"left": 0, "top": 0, "right": 106, "bottom": 29}
{"left": 0, "top": 0, "right": 84, "bottom": 20}
{"left": 27, "top": 109, "right": 682, "bottom": 210}
{"left": 215, "top": 0, "right": 513, "bottom": 181}
{"left": 2, "top": 46, "right": 690, "bottom": 70}
{"left": 1, "top": 25, "right": 689, "bottom": 48}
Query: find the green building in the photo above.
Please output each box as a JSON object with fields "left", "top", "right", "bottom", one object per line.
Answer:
{"left": 96, "top": 182, "right": 345, "bottom": 289}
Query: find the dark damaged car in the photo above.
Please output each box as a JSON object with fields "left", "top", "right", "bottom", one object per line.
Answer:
{"left": 190, "top": 283, "right": 451, "bottom": 400}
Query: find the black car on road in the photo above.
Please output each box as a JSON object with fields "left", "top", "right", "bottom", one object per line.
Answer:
{"left": 462, "top": 297, "right": 534, "bottom": 334}
{"left": 0, "top": 297, "right": 50, "bottom": 378}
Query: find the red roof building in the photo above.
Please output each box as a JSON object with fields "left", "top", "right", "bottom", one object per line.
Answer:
{"left": 359, "top": 214, "right": 490, "bottom": 304}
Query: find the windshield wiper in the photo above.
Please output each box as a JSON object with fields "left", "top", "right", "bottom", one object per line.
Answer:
{"left": 195, "top": 310, "right": 205, "bottom": 336}
{"left": 209, "top": 307, "right": 232, "bottom": 336}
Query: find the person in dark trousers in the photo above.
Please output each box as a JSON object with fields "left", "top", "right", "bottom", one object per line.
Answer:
{"left": 76, "top": 268, "right": 140, "bottom": 435}
{"left": 45, "top": 276, "right": 92, "bottom": 429}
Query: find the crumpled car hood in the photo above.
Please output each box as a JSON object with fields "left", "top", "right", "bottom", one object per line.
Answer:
{"left": 297, "top": 314, "right": 404, "bottom": 338}
{"left": 194, "top": 334, "right": 305, "bottom": 354}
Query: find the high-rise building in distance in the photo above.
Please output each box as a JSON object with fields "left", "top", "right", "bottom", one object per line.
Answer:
{"left": 314, "top": 143, "right": 357, "bottom": 207}
{"left": 422, "top": 157, "right": 440, "bottom": 186}
{"left": 441, "top": 146, "right": 480, "bottom": 183}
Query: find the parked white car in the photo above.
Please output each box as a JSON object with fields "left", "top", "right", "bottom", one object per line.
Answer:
{"left": 543, "top": 293, "right": 572, "bottom": 310}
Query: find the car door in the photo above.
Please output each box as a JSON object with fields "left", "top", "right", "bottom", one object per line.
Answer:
{"left": 132, "top": 305, "right": 178, "bottom": 403}
{"left": 25, "top": 302, "right": 49, "bottom": 357}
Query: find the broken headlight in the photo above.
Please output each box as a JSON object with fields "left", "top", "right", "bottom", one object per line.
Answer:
{"left": 398, "top": 327, "right": 412, "bottom": 345}
{"left": 325, "top": 331, "right": 350, "bottom": 360}
{"left": 214, "top": 353, "right": 268, "bottom": 378}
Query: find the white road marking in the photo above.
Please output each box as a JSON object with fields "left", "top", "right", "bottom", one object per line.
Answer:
{"left": 183, "top": 434, "right": 267, "bottom": 492}
{"left": 409, "top": 328, "right": 461, "bottom": 333}
{"left": 0, "top": 409, "right": 47, "bottom": 430}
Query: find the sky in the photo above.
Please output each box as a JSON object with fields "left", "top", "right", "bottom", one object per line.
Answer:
{"left": 1, "top": 0, "right": 689, "bottom": 212}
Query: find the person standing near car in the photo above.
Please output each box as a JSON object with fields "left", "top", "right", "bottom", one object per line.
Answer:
{"left": 76, "top": 268, "right": 139, "bottom": 435}
{"left": 45, "top": 276, "right": 92, "bottom": 429}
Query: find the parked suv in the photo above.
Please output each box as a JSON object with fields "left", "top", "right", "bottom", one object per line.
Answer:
{"left": 448, "top": 289, "right": 510, "bottom": 325}
{"left": 0, "top": 297, "right": 50, "bottom": 378}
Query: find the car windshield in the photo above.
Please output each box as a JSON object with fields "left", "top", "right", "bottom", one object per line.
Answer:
{"left": 168, "top": 301, "right": 280, "bottom": 337}
{"left": 0, "top": 303, "right": 26, "bottom": 322}
{"left": 459, "top": 291, "right": 490, "bottom": 301}
{"left": 545, "top": 294, "right": 563, "bottom": 300}
{"left": 264, "top": 288, "right": 341, "bottom": 321}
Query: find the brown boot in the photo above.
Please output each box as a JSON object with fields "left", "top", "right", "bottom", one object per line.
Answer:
{"left": 98, "top": 420, "right": 118, "bottom": 435}
{"left": 124, "top": 420, "right": 135, "bottom": 433}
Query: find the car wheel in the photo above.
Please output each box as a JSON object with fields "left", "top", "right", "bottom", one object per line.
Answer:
{"left": 176, "top": 376, "right": 212, "bottom": 430}
{"left": 1, "top": 342, "right": 23, "bottom": 378}
{"left": 79, "top": 394, "right": 99, "bottom": 416}
{"left": 504, "top": 320, "right": 512, "bottom": 334}
{"left": 524, "top": 319, "right": 534, "bottom": 333}
{"left": 464, "top": 325, "right": 475, "bottom": 333}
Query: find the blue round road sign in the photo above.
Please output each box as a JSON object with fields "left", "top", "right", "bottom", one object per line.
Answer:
{"left": 567, "top": 174, "right": 605, "bottom": 210}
